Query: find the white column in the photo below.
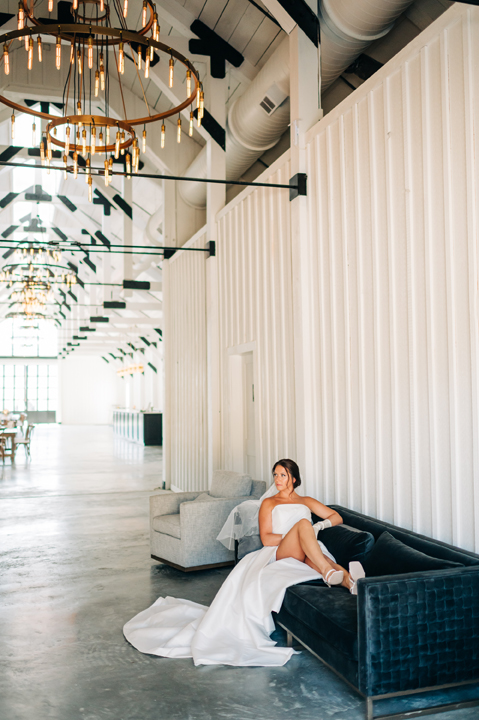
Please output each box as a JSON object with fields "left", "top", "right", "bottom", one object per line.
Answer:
{"left": 289, "top": 17, "right": 322, "bottom": 485}
{"left": 205, "top": 75, "right": 226, "bottom": 484}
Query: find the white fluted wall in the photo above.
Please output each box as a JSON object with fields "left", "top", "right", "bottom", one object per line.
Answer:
{"left": 217, "top": 157, "right": 295, "bottom": 483}
{"left": 163, "top": 229, "right": 208, "bottom": 491}
{"left": 302, "top": 5, "right": 479, "bottom": 551}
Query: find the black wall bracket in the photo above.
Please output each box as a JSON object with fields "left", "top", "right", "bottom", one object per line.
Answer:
{"left": 289, "top": 173, "right": 307, "bottom": 201}
{"left": 207, "top": 241, "right": 216, "bottom": 258}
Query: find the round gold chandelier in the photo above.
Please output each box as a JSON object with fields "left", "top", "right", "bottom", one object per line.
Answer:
{"left": 0, "top": 1, "right": 205, "bottom": 198}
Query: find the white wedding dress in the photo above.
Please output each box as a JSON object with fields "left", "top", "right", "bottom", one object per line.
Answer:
{"left": 123, "top": 503, "right": 336, "bottom": 667}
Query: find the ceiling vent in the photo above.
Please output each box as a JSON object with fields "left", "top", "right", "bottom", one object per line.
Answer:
{"left": 259, "top": 83, "right": 288, "bottom": 116}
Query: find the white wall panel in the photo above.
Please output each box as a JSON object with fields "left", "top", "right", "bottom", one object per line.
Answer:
{"left": 304, "top": 5, "right": 479, "bottom": 551}
{"left": 217, "top": 155, "right": 295, "bottom": 484}
{"left": 164, "top": 229, "right": 208, "bottom": 491}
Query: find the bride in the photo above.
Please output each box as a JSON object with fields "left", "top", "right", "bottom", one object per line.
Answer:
{"left": 123, "top": 459, "right": 363, "bottom": 667}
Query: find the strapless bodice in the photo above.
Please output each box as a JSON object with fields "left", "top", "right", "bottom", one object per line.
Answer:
{"left": 271, "top": 503, "right": 311, "bottom": 536}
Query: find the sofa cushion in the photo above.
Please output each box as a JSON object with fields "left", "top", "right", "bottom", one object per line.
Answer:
{"left": 362, "top": 531, "right": 465, "bottom": 577}
{"left": 282, "top": 583, "right": 359, "bottom": 660}
{"left": 209, "top": 470, "right": 252, "bottom": 498}
{"left": 152, "top": 514, "right": 181, "bottom": 539}
{"left": 318, "top": 524, "right": 375, "bottom": 567}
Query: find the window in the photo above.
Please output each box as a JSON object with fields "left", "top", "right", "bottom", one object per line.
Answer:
{"left": 0, "top": 319, "right": 57, "bottom": 357}
{"left": 0, "top": 364, "right": 58, "bottom": 413}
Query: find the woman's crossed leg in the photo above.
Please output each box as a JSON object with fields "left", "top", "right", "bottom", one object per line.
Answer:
{"left": 276, "top": 518, "right": 351, "bottom": 589}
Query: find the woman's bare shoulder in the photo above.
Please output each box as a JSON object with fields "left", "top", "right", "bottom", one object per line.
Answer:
{"left": 261, "top": 497, "right": 276, "bottom": 508}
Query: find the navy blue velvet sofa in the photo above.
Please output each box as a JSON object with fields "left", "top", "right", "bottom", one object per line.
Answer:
{"left": 267, "top": 505, "right": 479, "bottom": 720}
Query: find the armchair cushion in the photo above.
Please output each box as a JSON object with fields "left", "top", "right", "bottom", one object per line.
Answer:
{"left": 191, "top": 493, "right": 211, "bottom": 503}
{"left": 154, "top": 514, "right": 181, "bottom": 539}
{"left": 362, "top": 531, "right": 464, "bottom": 577}
{"left": 209, "top": 470, "right": 252, "bottom": 498}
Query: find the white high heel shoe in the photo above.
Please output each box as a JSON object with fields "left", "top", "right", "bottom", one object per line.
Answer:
{"left": 348, "top": 561, "right": 365, "bottom": 595}
{"left": 324, "top": 568, "right": 344, "bottom": 587}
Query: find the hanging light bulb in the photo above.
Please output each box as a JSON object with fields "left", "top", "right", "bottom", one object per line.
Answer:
{"left": 126, "top": 153, "right": 131, "bottom": 178}
{"left": 11, "top": 113, "right": 15, "bottom": 140}
{"left": 153, "top": 13, "right": 159, "bottom": 41}
{"left": 73, "top": 152, "right": 78, "bottom": 179}
{"left": 17, "top": 2, "right": 24, "bottom": 31}
{"left": 118, "top": 41, "right": 124, "bottom": 74}
{"left": 161, "top": 123, "right": 165, "bottom": 149}
{"left": 85, "top": 157, "right": 90, "bottom": 184}
{"left": 196, "top": 84, "right": 201, "bottom": 108}
{"left": 82, "top": 128, "right": 87, "bottom": 155}
{"left": 197, "top": 111, "right": 202, "bottom": 128}
{"left": 186, "top": 69, "right": 191, "bottom": 97}
{"left": 24, "top": 33, "right": 29, "bottom": 53}
{"left": 189, "top": 111, "right": 194, "bottom": 137}
{"left": 177, "top": 116, "right": 181, "bottom": 143}
{"left": 100, "top": 0, "right": 104, "bottom": 10}
{"left": 169, "top": 57, "right": 174, "bottom": 88}
{"left": 106, "top": 125, "right": 110, "bottom": 147}
{"left": 137, "top": 46, "right": 142, "bottom": 71}
{"left": 88, "top": 176, "right": 92, "bottom": 202}
{"left": 144, "top": 52, "right": 150, "bottom": 79}
{"left": 32, "top": 122, "right": 36, "bottom": 146}
{"left": 48, "top": 0, "right": 53, "bottom": 12}
{"left": 120, "top": 130, "right": 126, "bottom": 155}
{"left": 27, "top": 37, "right": 33, "bottom": 70}
{"left": 3, "top": 44, "right": 9, "bottom": 76}
{"left": 73, "top": 0, "right": 78, "bottom": 9}
{"left": 115, "top": 129, "right": 120, "bottom": 159}
{"left": 142, "top": 0, "right": 147, "bottom": 27}
{"left": 91, "top": 125, "right": 96, "bottom": 156}
{"left": 77, "top": 49, "right": 82, "bottom": 74}
{"left": 40, "top": 137, "right": 45, "bottom": 164}
{"left": 123, "top": 0, "right": 128, "bottom": 18}
{"left": 142, "top": 127, "right": 147, "bottom": 153}
{"left": 94, "top": 70, "right": 100, "bottom": 97}
{"left": 56, "top": 36, "right": 61, "bottom": 70}
{"left": 99, "top": 129, "right": 103, "bottom": 150}
{"left": 104, "top": 159, "right": 109, "bottom": 186}
{"left": 37, "top": 36, "right": 42, "bottom": 62}
{"left": 87, "top": 36, "right": 93, "bottom": 69}
{"left": 65, "top": 125, "right": 70, "bottom": 155}
{"left": 149, "top": 41, "right": 154, "bottom": 62}
{"left": 199, "top": 90, "right": 204, "bottom": 119}
{"left": 63, "top": 154, "right": 68, "bottom": 180}
{"left": 100, "top": 53, "right": 105, "bottom": 90}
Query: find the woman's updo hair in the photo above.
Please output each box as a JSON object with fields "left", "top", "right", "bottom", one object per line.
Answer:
{"left": 272, "top": 459, "right": 302, "bottom": 489}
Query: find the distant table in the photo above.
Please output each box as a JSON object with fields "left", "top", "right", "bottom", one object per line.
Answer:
{"left": 0, "top": 429, "right": 17, "bottom": 462}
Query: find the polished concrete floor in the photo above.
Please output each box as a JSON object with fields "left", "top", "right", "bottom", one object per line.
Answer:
{"left": 0, "top": 425, "right": 477, "bottom": 720}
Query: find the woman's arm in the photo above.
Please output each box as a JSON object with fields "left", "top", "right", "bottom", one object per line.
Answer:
{"left": 258, "top": 499, "right": 283, "bottom": 547}
{"left": 304, "top": 498, "right": 343, "bottom": 527}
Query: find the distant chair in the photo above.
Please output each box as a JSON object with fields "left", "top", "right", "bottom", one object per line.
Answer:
{"left": 16, "top": 424, "right": 34, "bottom": 457}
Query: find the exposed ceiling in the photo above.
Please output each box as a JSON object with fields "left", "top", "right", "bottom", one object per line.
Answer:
{"left": 0, "top": 0, "right": 453, "bottom": 362}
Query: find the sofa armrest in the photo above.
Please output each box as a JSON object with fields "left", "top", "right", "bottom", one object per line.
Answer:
{"left": 149, "top": 491, "right": 202, "bottom": 519}
{"left": 357, "top": 566, "right": 479, "bottom": 697}
{"left": 180, "top": 496, "right": 250, "bottom": 544}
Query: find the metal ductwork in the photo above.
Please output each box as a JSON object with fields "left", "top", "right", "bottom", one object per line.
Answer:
{"left": 179, "top": 0, "right": 415, "bottom": 209}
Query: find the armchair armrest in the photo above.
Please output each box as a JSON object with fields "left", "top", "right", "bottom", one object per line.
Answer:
{"left": 357, "top": 566, "right": 479, "bottom": 697}
{"left": 149, "top": 491, "right": 202, "bottom": 519}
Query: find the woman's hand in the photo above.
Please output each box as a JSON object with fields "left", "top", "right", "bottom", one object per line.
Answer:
{"left": 304, "top": 498, "right": 342, "bottom": 527}
{"left": 258, "top": 499, "right": 283, "bottom": 546}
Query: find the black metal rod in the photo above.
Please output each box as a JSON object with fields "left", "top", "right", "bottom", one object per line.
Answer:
{"left": 0, "top": 160, "right": 295, "bottom": 190}
{"left": 0, "top": 242, "right": 207, "bottom": 254}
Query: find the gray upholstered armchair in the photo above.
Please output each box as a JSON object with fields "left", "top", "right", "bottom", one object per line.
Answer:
{"left": 150, "top": 471, "right": 266, "bottom": 571}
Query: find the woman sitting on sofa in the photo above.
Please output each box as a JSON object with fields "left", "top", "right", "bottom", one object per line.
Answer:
{"left": 124, "top": 458, "right": 364, "bottom": 666}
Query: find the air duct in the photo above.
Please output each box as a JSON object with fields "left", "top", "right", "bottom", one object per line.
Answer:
{"left": 179, "top": 0, "right": 415, "bottom": 209}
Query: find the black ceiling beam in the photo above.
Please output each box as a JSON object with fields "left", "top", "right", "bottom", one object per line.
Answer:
{"left": 140, "top": 336, "right": 151, "bottom": 346}
{"left": 25, "top": 185, "right": 52, "bottom": 202}
{"left": 112, "top": 193, "right": 132, "bottom": 219}
{"left": 93, "top": 188, "right": 115, "bottom": 217}
{"left": 94, "top": 230, "right": 111, "bottom": 249}
{"left": 123, "top": 279, "right": 150, "bottom": 290}
{"left": 58, "top": 195, "right": 77, "bottom": 212}
{"left": 0, "top": 13, "right": 14, "bottom": 27}
{"left": 104, "top": 301, "right": 126, "bottom": 309}
{"left": 189, "top": 19, "right": 244, "bottom": 78}
{"left": 192, "top": 108, "right": 225, "bottom": 150}
{"left": 273, "top": 0, "right": 320, "bottom": 47}
{"left": 0, "top": 192, "right": 19, "bottom": 209}
{"left": 148, "top": 362, "right": 157, "bottom": 373}
{"left": 0, "top": 147, "right": 22, "bottom": 163}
